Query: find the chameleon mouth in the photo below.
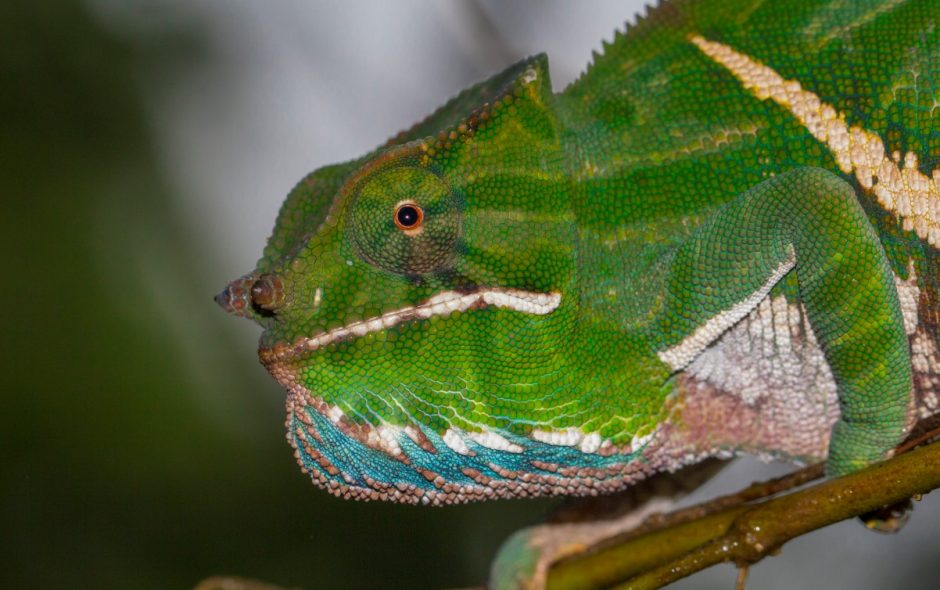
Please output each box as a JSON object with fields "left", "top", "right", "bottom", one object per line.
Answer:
{"left": 258, "top": 287, "right": 562, "bottom": 364}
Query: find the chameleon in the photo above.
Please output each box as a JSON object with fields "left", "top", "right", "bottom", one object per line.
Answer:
{"left": 217, "top": 0, "right": 940, "bottom": 586}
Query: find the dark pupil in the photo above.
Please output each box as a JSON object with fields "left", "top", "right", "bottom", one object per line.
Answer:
{"left": 396, "top": 205, "right": 419, "bottom": 227}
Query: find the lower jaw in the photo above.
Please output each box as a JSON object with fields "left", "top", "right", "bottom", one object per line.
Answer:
{"left": 279, "top": 373, "right": 681, "bottom": 505}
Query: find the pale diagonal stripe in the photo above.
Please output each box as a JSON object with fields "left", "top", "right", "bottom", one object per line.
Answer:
{"left": 690, "top": 34, "right": 940, "bottom": 247}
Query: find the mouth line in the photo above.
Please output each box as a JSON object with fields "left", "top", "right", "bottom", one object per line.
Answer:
{"left": 258, "top": 287, "right": 562, "bottom": 363}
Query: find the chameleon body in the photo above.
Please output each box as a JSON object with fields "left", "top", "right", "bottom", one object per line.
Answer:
{"left": 218, "top": 0, "right": 940, "bottom": 512}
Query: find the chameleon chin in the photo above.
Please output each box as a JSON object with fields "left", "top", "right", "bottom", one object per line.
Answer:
{"left": 219, "top": 0, "right": 940, "bottom": 586}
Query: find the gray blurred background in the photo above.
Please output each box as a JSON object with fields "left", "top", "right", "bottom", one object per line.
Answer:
{"left": 3, "top": 1, "right": 937, "bottom": 588}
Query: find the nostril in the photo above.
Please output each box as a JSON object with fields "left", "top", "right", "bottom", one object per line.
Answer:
{"left": 216, "top": 274, "right": 284, "bottom": 319}
{"left": 249, "top": 273, "right": 284, "bottom": 316}
{"left": 250, "top": 279, "right": 274, "bottom": 307}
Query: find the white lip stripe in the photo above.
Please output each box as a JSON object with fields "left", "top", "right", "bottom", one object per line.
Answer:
{"left": 658, "top": 251, "right": 796, "bottom": 371}
{"left": 690, "top": 34, "right": 940, "bottom": 247}
{"left": 299, "top": 289, "right": 561, "bottom": 354}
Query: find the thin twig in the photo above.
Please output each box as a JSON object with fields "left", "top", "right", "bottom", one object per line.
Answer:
{"left": 193, "top": 577, "right": 298, "bottom": 590}
{"left": 735, "top": 565, "right": 748, "bottom": 590}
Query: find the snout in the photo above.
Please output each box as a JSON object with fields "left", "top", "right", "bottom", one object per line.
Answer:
{"left": 214, "top": 275, "right": 257, "bottom": 318}
{"left": 216, "top": 272, "right": 286, "bottom": 320}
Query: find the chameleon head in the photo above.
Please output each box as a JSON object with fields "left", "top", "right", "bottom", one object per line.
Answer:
{"left": 217, "top": 56, "right": 657, "bottom": 504}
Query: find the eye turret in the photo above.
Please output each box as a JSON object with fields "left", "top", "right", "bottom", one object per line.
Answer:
{"left": 348, "top": 165, "right": 460, "bottom": 275}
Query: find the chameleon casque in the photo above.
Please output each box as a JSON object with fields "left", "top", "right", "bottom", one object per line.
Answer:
{"left": 218, "top": 0, "right": 940, "bottom": 585}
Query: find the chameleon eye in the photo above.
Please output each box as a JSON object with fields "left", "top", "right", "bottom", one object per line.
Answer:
{"left": 349, "top": 165, "right": 459, "bottom": 274}
{"left": 394, "top": 202, "right": 423, "bottom": 231}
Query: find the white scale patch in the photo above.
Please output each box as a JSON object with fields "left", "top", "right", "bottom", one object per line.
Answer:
{"left": 579, "top": 432, "right": 603, "bottom": 453}
{"left": 312, "top": 287, "right": 322, "bottom": 310}
{"left": 467, "top": 430, "right": 524, "bottom": 454}
{"left": 912, "top": 331, "right": 940, "bottom": 374}
{"left": 442, "top": 428, "right": 472, "bottom": 456}
{"left": 530, "top": 427, "right": 605, "bottom": 453}
{"left": 520, "top": 66, "right": 539, "bottom": 85}
{"left": 658, "top": 251, "right": 796, "bottom": 371}
{"left": 326, "top": 405, "right": 345, "bottom": 424}
{"left": 911, "top": 326, "right": 940, "bottom": 419}
{"left": 372, "top": 425, "right": 403, "bottom": 457}
{"left": 443, "top": 426, "right": 616, "bottom": 456}
{"left": 531, "top": 427, "right": 584, "bottom": 447}
{"left": 298, "top": 288, "right": 561, "bottom": 353}
{"left": 686, "top": 294, "right": 837, "bottom": 409}
{"left": 630, "top": 430, "right": 656, "bottom": 451}
{"left": 895, "top": 263, "right": 921, "bottom": 336}
{"left": 681, "top": 267, "right": 938, "bottom": 431}
{"left": 442, "top": 427, "right": 525, "bottom": 455}
{"left": 690, "top": 35, "right": 940, "bottom": 246}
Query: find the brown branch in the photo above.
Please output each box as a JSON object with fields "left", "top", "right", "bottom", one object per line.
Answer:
{"left": 545, "top": 464, "right": 823, "bottom": 590}
{"left": 193, "top": 576, "right": 298, "bottom": 590}
{"left": 546, "top": 435, "right": 940, "bottom": 590}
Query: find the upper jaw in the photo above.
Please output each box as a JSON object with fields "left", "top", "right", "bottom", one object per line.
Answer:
{"left": 215, "top": 274, "right": 258, "bottom": 319}
{"left": 258, "top": 287, "right": 562, "bottom": 365}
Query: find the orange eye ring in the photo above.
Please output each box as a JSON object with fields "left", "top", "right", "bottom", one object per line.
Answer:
{"left": 394, "top": 201, "right": 424, "bottom": 231}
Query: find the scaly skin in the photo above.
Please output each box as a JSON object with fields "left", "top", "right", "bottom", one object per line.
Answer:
{"left": 218, "top": 0, "right": 940, "bottom": 515}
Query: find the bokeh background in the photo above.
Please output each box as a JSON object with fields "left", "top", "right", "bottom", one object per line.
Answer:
{"left": 4, "top": 1, "right": 938, "bottom": 588}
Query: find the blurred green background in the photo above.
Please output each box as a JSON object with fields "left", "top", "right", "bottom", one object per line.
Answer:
{"left": 4, "top": 1, "right": 938, "bottom": 589}
{"left": 1, "top": 2, "right": 558, "bottom": 588}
